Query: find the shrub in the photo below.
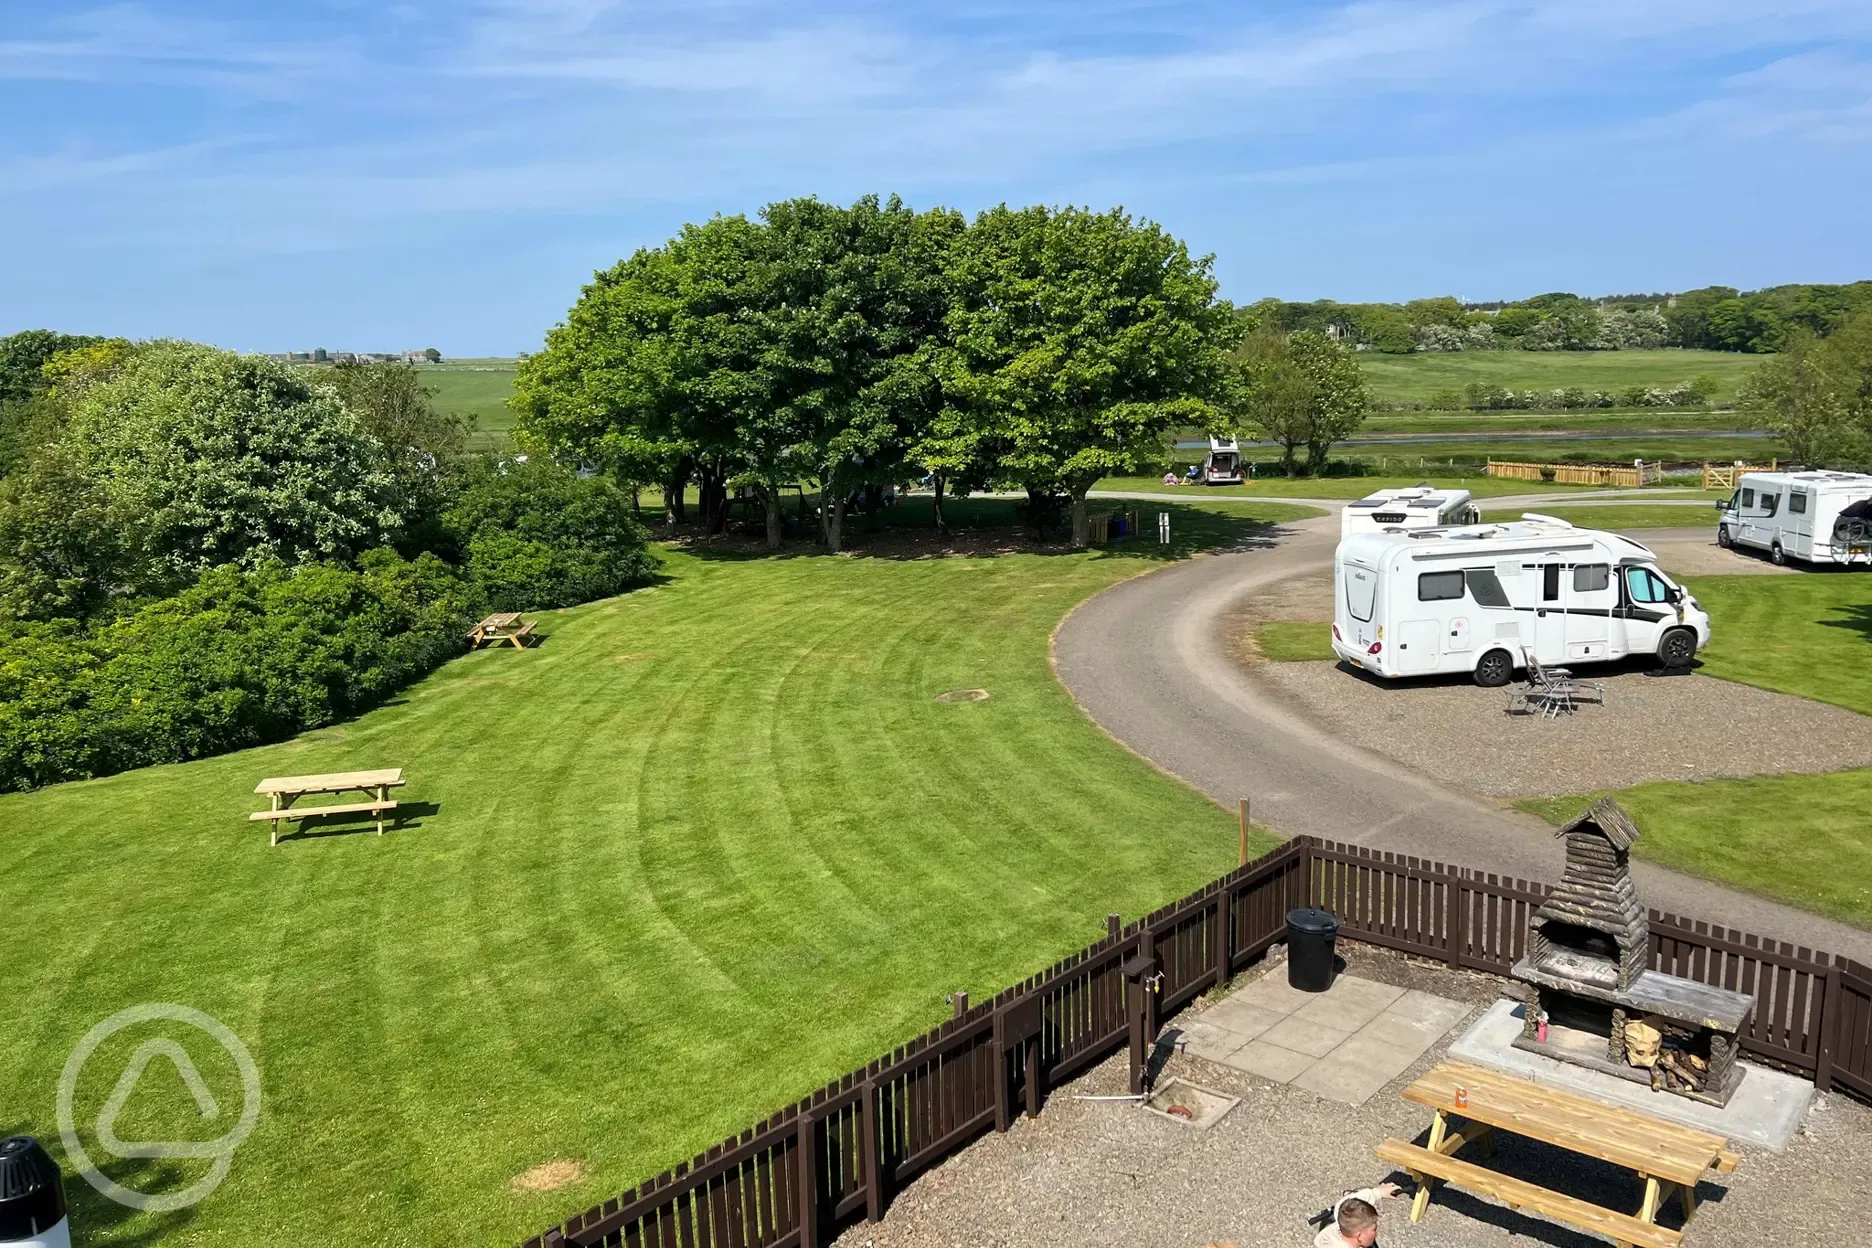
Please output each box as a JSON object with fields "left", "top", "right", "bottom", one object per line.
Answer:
{"left": 0, "top": 551, "right": 476, "bottom": 792}
{"left": 443, "top": 458, "right": 654, "bottom": 611}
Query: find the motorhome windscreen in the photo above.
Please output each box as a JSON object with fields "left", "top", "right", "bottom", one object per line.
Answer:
{"left": 1344, "top": 566, "right": 1377, "bottom": 621}
{"left": 1463, "top": 569, "right": 1511, "bottom": 607}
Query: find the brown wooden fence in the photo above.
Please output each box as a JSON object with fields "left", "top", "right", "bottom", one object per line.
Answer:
{"left": 1486, "top": 460, "right": 1663, "bottom": 487}
{"left": 520, "top": 837, "right": 1871, "bottom": 1248}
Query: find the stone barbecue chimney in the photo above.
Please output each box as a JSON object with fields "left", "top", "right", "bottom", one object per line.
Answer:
{"left": 1525, "top": 797, "right": 1648, "bottom": 992}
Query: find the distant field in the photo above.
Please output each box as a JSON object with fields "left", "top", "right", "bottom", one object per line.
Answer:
{"left": 1358, "top": 349, "right": 1767, "bottom": 407}
{"left": 422, "top": 359, "right": 518, "bottom": 449}
{"left": 1092, "top": 474, "right": 1626, "bottom": 500}
{"left": 1363, "top": 410, "right": 1762, "bottom": 434}
{"left": 1480, "top": 504, "right": 1715, "bottom": 530}
{"left": 1328, "top": 434, "right": 1784, "bottom": 468}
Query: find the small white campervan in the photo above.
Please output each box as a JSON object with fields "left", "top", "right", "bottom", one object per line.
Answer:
{"left": 1715, "top": 471, "right": 1872, "bottom": 567}
{"left": 1340, "top": 485, "right": 1481, "bottom": 537}
{"left": 1332, "top": 517, "right": 1710, "bottom": 686}
{"left": 1202, "top": 438, "right": 1244, "bottom": 485}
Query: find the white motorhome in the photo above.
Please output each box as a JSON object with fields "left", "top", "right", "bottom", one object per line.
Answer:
{"left": 1202, "top": 438, "right": 1244, "bottom": 485}
{"left": 1715, "top": 471, "right": 1872, "bottom": 567}
{"left": 1340, "top": 485, "right": 1480, "bottom": 537}
{"left": 1332, "top": 517, "right": 1710, "bottom": 686}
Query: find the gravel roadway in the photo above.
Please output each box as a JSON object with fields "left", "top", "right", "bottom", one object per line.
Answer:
{"left": 831, "top": 949, "right": 1869, "bottom": 1248}
{"left": 1051, "top": 501, "right": 1872, "bottom": 962}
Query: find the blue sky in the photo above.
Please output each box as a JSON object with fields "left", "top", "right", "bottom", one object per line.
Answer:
{"left": 4, "top": 1, "right": 1870, "bottom": 356}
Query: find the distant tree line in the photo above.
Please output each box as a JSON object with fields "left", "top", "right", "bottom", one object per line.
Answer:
{"left": 0, "top": 334, "right": 655, "bottom": 792}
{"left": 1249, "top": 282, "right": 1872, "bottom": 355}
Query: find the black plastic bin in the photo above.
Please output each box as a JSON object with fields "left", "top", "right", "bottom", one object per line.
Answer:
{"left": 1286, "top": 907, "right": 1339, "bottom": 992}
{"left": 0, "top": 1135, "right": 68, "bottom": 1244}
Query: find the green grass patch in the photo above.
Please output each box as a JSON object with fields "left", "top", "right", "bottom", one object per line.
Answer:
{"left": 1256, "top": 621, "right": 1335, "bottom": 661}
{"left": 1357, "top": 349, "right": 1768, "bottom": 407}
{"left": 1517, "top": 771, "right": 1872, "bottom": 928}
{"left": 0, "top": 500, "right": 1303, "bottom": 1247}
{"left": 1097, "top": 474, "right": 1624, "bottom": 500}
{"left": 1362, "top": 409, "right": 1761, "bottom": 434}
{"left": 1519, "top": 570, "right": 1872, "bottom": 926}
{"left": 1481, "top": 505, "right": 1718, "bottom": 531}
{"left": 1331, "top": 436, "right": 1782, "bottom": 466}
{"left": 423, "top": 360, "right": 518, "bottom": 449}
{"left": 1686, "top": 574, "right": 1872, "bottom": 717}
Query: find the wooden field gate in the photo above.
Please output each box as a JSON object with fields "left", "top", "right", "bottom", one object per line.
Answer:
{"left": 522, "top": 838, "right": 1872, "bottom": 1247}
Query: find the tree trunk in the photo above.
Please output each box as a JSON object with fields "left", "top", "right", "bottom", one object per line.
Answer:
{"left": 663, "top": 463, "right": 688, "bottom": 531}
{"left": 697, "top": 462, "right": 728, "bottom": 535}
{"left": 932, "top": 473, "right": 947, "bottom": 536}
{"left": 1306, "top": 441, "right": 1331, "bottom": 474}
{"left": 1281, "top": 442, "right": 1301, "bottom": 477}
{"left": 762, "top": 486, "right": 782, "bottom": 550}
{"left": 630, "top": 485, "right": 641, "bottom": 520}
{"left": 1070, "top": 491, "right": 1089, "bottom": 549}
{"left": 827, "top": 495, "right": 846, "bottom": 552}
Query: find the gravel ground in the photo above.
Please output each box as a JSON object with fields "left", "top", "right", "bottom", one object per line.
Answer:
{"left": 1640, "top": 529, "right": 1797, "bottom": 578}
{"left": 833, "top": 949, "right": 1868, "bottom": 1248}
{"left": 1250, "top": 660, "right": 1872, "bottom": 798}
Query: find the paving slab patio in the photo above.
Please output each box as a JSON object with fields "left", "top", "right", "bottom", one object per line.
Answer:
{"left": 1171, "top": 967, "right": 1470, "bottom": 1106}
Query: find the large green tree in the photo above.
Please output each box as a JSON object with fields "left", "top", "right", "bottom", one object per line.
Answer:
{"left": 1239, "top": 329, "right": 1367, "bottom": 476}
{"left": 945, "top": 205, "right": 1236, "bottom": 546}
{"left": 1742, "top": 312, "right": 1872, "bottom": 469}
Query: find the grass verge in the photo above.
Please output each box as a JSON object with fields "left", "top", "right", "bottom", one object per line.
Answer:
{"left": 1481, "top": 505, "right": 1717, "bottom": 531}
{"left": 0, "top": 499, "right": 1305, "bottom": 1247}
{"left": 1257, "top": 621, "right": 1336, "bottom": 661}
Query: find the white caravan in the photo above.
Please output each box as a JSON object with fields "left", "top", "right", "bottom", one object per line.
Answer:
{"left": 1340, "top": 485, "right": 1480, "bottom": 537}
{"left": 1715, "top": 470, "right": 1872, "bottom": 567}
{"left": 1202, "top": 438, "right": 1244, "bottom": 485}
{"left": 1332, "top": 517, "right": 1710, "bottom": 686}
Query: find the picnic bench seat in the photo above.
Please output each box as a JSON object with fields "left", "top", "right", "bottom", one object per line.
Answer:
{"left": 252, "top": 769, "right": 405, "bottom": 845}
{"left": 1377, "top": 1139, "right": 1683, "bottom": 1248}
{"left": 467, "top": 613, "right": 535, "bottom": 649}
{"left": 1384, "top": 1061, "right": 1737, "bottom": 1248}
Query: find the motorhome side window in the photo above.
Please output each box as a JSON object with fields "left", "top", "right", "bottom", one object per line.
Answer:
{"left": 1345, "top": 567, "right": 1377, "bottom": 621}
{"left": 1761, "top": 493, "right": 1779, "bottom": 516}
{"left": 1624, "top": 567, "right": 1668, "bottom": 604}
{"left": 1741, "top": 488, "right": 1754, "bottom": 507}
{"left": 1417, "top": 571, "right": 1464, "bottom": 601}
{"left": 1463, "top": 569, "right": 1511, "bottom": 607}
{"left": 1790, "top": 492, "right": 1808, "bottom": 515}
{"left": 1572, "top": 564, "right": 1609, "bottom": 592}
{"left": 1541, "top": 564, "right": 1561, "bottom": 602}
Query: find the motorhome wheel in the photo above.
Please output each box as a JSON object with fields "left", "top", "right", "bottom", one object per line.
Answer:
{"left": 1770, "top": 542, "right": 1786, "bottom": 565}
{"left": 1659, "top": 628, "right": 1696, "bottom": 669}
{"left": 1473, "top": 649, "right": 1515, "bottom": 688}
{"left": 1716, "top": 526, "right": 1733, "bottom": 549}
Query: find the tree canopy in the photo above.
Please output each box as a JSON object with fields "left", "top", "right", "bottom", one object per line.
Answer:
{"left": 516, "top": 195, "right": 1241, "bottom": 548}
{"left": 1741, "top": 309, "right": 1872, "bottom": 469}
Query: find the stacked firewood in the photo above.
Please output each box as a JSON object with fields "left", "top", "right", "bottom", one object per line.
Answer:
{"left": 1650, "top": 1047, "right": 1711, "bottom": 1094}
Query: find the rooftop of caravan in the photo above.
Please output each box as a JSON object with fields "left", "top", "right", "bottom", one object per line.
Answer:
{"left": 1339, "top": 514, "right": 1658, "bottom": 562}
{"left": 1343, "top": 484, "right": 1473, "bottom": 513}
{"left": 1738, "top": 470, "right": 1872, "bottom": 494}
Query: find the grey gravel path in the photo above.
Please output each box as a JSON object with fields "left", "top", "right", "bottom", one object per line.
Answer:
{"left": 832, "top": 950, "right": 1867, "bottom": 1248}
{"left": 1050, "top": 510, "right": 1872, "bottom": 961}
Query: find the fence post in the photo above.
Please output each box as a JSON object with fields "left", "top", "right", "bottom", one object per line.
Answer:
{"left": 860, "top": 1078, "right": 883, "bottom": 1222}
{"left": 1448, "top": 875, "right": 1467, "bottom": 970}
{"left": 1107, "top": 912, "right": 1122, "bottom": 941}
{"left": 1213, "top": 883, "right": 1232, "bottom": 986}
{"left": 1238, "top": 798, "right": 1250, "bottom": 866}
{"left": 952, "top": 992, "right": 968, "bottom": 1020}
{"left": 1817, "top": 957, "right": 1844, "bottom": 1094}
{"left": 795, "top": 1112, "right": 820, "bottom": 1248}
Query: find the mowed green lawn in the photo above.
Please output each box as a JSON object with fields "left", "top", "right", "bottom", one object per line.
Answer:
{"left": 1358, "top": 349, "right": 1767, "bottom": 407}
{"left": 1521, "top": 572, "right": 1872, "bottom": 927}
{"left": 1481, "top": 504, "right": 1718, "bottom": 530}
{"left": 0, "top": 500, "right": 1306, "bottom": 1248}
{"left": 1095, "top": 474, "right": 1644, "bottom": 500}
{"left": 423, "top": 360, "right": 519, "bottom": 449}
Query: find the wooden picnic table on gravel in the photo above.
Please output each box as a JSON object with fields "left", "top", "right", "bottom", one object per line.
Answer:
{"left": 467, "top": 612, "right": 536, "bottom": 648}
{"left": 250, "top": 769, "right": 405, "bottom": 846}
{"left": 1377, "top": 1060, "right": 1739, "bottom": 1248}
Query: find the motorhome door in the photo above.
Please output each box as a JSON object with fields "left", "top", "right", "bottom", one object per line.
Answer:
{"left": 1564, "top": 561, "right": 1614, "bottom": 660}
{"left": 1532, "top": 562, "right": 1566, "bottom": 663}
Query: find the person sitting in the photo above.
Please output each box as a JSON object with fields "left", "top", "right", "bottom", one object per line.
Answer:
{"left": 1186, "top": 463, "right": 1202, "bottom": 482}
{"left": 1311, "top": 1182, "right": 1401, "bottom": 1247}
{"left": 1162, "top": 472, "right": 1180, "bottom": 486}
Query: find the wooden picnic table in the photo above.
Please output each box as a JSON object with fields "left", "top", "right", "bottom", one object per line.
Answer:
{"left": 250, "top": 768, "right": 405, "bottom": 846}
{"left": 1378, "top": 1061, "right": 1739, "bottom": 1248}
{"left": 467, "top": 612, "right": 536, "bottom": 649}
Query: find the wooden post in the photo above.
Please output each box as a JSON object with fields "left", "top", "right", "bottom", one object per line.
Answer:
{"left": 1213, "top": 885, "right": 1231, "bottom": 987}
{"left": 1024, "top": 1035, "right": 1043, "bottom": 1118}
{"left": 991, "top": 1010, "right": 1010, "bottom": 1133}
{"left": 1448, "top": 876, "right": 1467, "bottom": 970}
{"left": 1238, "top": 798, "right": 1250, "bottom": 866}
{"left": 1107, "top": 912, "right": 1121, "bottom": 942}
{"left": 952, "top": 992, "right": 968, "bottom": 1020}
{"left": 1817, "top": 957, "right": 1844, "bottom": 1093}
{"left": 795, "top": 1112, "right": 820, "bottom": 1248}
{"left": 1140, "top": 929, "right": 1159, "bottom": 1046}
{"left": 860, "top": 1079, "right": 883, "bottom": 1222}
